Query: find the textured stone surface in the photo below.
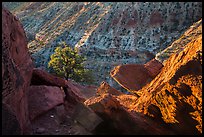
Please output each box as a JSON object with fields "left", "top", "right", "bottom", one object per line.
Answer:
{"left": 144, "top": 59, "right": 163, "bottom": 78}
{"left": 110, "top": 59, "right": 163, "bottom": 93}
{"left": 85, "top": 93, "right": 173, "bottom": 135}
{"left": 96, "top": 81, "right": 123, "bottom": 96}
{"left": 3, "top": 2, "right": 202, "bottom": 86}
{"left": 2, "top": 103, "right": 21, "bottom": 135}
{"left": 31, "top": 68, "right": 68, "bottom": 87}
{"left": 72, "top": 103, "right": 103, "bottom": 131}
{"left": 30, "top": 68, "right": 96, "bottom": 107}
{"left": 2, "top": 7, "right": 33, "bottom": 134}
{"left": 110, "top": 64, "right": 151, "bottom": 92}
{"left": 156, "top": 19, "right": 202, "bottom": 63}
{"left": 28, "top": 85, "right": 65, "bottom": 120}
{"left": 131, "top": 26, "right": 202, "bottom": 134}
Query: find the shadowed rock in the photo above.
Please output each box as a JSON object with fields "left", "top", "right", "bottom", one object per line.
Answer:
{"left": 28, "top": 85, "right": 65, "bottom": 120}
{"left": 2, "top": 7, "right": 33, "bottom": 134}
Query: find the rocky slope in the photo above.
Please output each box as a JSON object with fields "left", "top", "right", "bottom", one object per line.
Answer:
{"left": 104, "top": 19, "right": 202, "bottom": 134}
{"left": 2, "top": 6, "right": 202, "bottom": 135}
{"left": 156, "top": 18, "right": 202, "bottom": 63}
{"left": 132, "top": 31, "right": 202, "bottom": 134}
{"left": 3, "top": 2, "right": 202, "bottom": 86}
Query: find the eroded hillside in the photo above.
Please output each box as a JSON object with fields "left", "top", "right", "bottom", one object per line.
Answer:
{"left": 3, "top": 2, "right": 202, "bottom": 86}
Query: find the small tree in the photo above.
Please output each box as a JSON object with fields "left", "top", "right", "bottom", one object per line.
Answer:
{"left": 48, "top": 42, "right": 94, "bottom": 84}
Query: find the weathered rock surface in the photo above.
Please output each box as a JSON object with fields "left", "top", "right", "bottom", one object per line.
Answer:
{"left": 31, "top": 68, "right": 68, "bottom": 87}
{"left": 85, "top": 93, "right": 173, "bottom": 135}
{"left": 110, "top": 59, "right": 163, "bottom": 93}
{"left": 85, "top": 19, "right": 202, "bottom": 135}
{"left": 96, "top": 81, "right": 123, "bottom": 96}
{"left": 28, "top": 85, "right": 65, "bottom": 120}
{"left": 2, "top": 7, "right": 33, "bottom": 134}
{"left": 144, "top": 59, "right": 163, "bottom": 77}
{"left": 72, "top": 102, "right": 103, "bottom": 131}
{"left": 131, "top": 25, "right": 202, "bottom": 134}
{"left": 30, "top": 68, "right": 93, "bottom": 102}
{"left": 2, "top": 103, "right": 21, "bottom": 135}
{"left": 110, "top": 64, "right": 151, "bottom": 92}
{"left": 156, "top": 19, "right": 202, "bottom": 63}
{"left": 3, "top": 2, "right": 202, "bottom": 86}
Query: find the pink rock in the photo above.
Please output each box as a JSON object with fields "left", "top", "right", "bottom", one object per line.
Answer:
{"left": 31, "top": 68, "right": 68, "bottom": 87}
{"left": 27, "top": 85, "right": 65, "bottom": 120}
{"left": 2, "top": 7, "right": 33, "bottom": 134}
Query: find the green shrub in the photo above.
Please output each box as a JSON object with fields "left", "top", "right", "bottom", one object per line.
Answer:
{"left": 48, "top": 42, "right": 94, "bottom": 84}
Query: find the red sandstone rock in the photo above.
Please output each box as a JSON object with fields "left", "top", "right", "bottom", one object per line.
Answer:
{"left": 31, "top": 68, "right": 96, "bottom": 101}
{"left": 31, "top": 68, "right": 68, "bottom": 87}
{"left": 2, "top": 8, "right": 33, "bottom": 134}
{"left": 110, "top": 64, "right": 150, "bottom": 93}
{"left": 28, "top": 85, "right": 65, "bottom": 120}
{"left": 132, "top": 32, "right": 202, "bottom": 134}
{"left": 2, "top": 103, "right": 21, "bottom": 135}
{"left": 85, "top": 93, "right": 173, "bottom": 134}
{"left": 110, "top": 59, "right": 163, "bottom": 93}
{"left": 144, "top": 59, "right": 163, "bottom": 78}
{"left": 64, "top": 80, "right": 87, "bottom": 103}
{"left": 96, "top": 81, "right": 123, "bottom": 96}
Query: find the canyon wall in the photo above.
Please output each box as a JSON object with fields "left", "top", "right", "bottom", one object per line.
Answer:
{"left": 3, "top": 2, "right": 202, "bottom": 86}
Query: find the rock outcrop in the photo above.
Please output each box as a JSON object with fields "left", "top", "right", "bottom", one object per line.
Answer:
{"left": 28, "top": 86, "right": 65, "bottom": 120}
{"left": 2, "top": 103, "right": 21, "bottom": 135}
{"left": 96, "top": 81, "right": 123, "bottom": 96}
{"left": 31, "top": 68, "right": 68, "bottom": 87}
{"left": 110, "top": 59, "right": 163, "bottom": 93}
{"left": 2, "top": 3, "right": 202, "bottom": 135}
{"left": 30, "top": 68, "right": 88, "bottom": 102}
{"left": 2, "top": 7, "right": 34, "bottom": 134}
{"left": 156, "top": 19, "right": 202, "bottom": 63}
{"left": 144, "top": 59, "right": 163, "bottom": 77}
{"left": 131, "top": 33, "right": 202, "bottom": 134}
{"left": 85, "top": 19, "right": 202, "bottom": 135}
{"left": 85, "top": 93, "right": 173, "bottom": 135}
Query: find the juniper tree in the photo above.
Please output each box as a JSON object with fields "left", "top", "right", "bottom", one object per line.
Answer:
{"left": 48, "top": 42, "right": 94, "bottom": 84}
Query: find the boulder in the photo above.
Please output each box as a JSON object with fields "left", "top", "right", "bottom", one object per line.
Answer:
{"left": 72, "top": 102, "right": 103, "bottom": 131}
{"left": 96, "top": 81, "right": 123, "bottom": 96}
{"left": 31, "top": 68, "right": 94, "bottom": 102}
{"left": 110, "top": 64, "right": 152, "bottom": 93}
{"left": 2, "top": 103, "right": 21, "bottom": 135}
{"left": 31, "top": 68, "right": 68, "bottom": 87}
{"left": 2, "top": 7, "right": 33, "bottom": 134}
{"left": 27, "top": 85, "right": 65, "bottom": 120}
{"left": 84, "top": 93, "right": 172, "bottom": 135}
{"left": 110, "top": 58, "right": 163, "bottom": 93}
{"left": 144, "top": 59, "right": 163, "bottom": 78}
{"left": 63, "top": 85, "right": 87, "bottom": 104}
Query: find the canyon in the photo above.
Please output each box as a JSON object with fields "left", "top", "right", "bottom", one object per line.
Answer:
{"left": 3, "top": 2, "right": 202, "bottom": 88}
{"left": 2, "top": 3, "right": 202, "bottom": 135}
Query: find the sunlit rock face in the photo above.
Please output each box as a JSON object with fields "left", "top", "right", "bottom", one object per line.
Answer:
{"left": 132, "top": 27, "right": 202, "bottom": 134}
{"left": 85, "top": 19, "right": 202, "bottom": 135}
{"left": 3, "top": 2, "right": 202, "bottom": 86}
